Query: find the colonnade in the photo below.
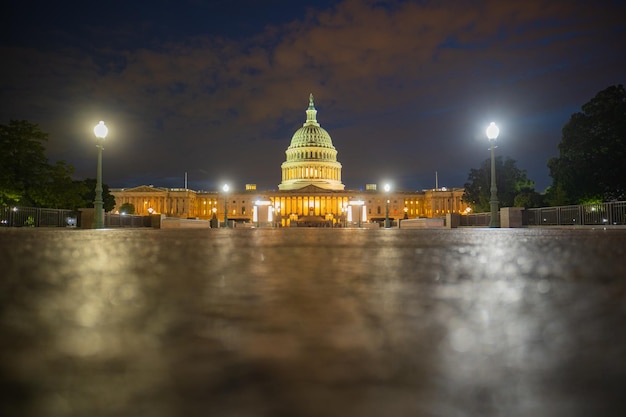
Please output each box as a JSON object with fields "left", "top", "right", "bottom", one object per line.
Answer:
{"left": 282, "top": 165, "right": 341, "bottom": 182}
{"left": 270, "top": 195, "right": 349, "bottom": 217}
{"left": 422, "top": 192, "right": 466, "bottom": 217}
{"left": 114, "top": 195, "right": 173, "bottom": 215}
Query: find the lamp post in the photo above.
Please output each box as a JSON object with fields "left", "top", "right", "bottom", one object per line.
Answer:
{"left": 223, "top": 184, "right": 229, "bottom": 227}
{"left": 93, "top": 121, "right": 108, "bottom": 229}
{"left": 486, "top": 122, "right": 500, "bottom": 227}
{"left": 384, "top": 183, "right": 391, "bottom": 228}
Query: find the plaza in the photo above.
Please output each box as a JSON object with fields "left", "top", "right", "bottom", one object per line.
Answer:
{"left": 1, "top": 227, "right": 625, "bottom": 416}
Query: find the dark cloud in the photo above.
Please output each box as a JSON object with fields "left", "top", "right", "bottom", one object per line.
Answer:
{"left": 2, "top": 0, "right": 625, "bottom": 191}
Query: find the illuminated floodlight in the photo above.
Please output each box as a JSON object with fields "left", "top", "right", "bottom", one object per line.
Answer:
{"left": 486, "top": 122, "right": 499, "bottom": 141}
{"left": 94, "top": 121, "right": 108, "bottom": 139}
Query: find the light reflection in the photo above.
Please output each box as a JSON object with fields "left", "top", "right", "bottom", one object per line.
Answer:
{"left": 3, "top": 228, "right": 619, "bottom": 415}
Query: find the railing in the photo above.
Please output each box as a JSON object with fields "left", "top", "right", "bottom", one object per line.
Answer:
{"left": 105, "top": 213, "right": 149, "bottom": 227}
{"left": 459, "top": 201, "right": 626, "bottom": 227}
{"left": 1, "top": 207, "right": 151, "bottom": 228}
{"left": 459, "top": 212, "right": 493, "bottom": 227}
{"left": 1, "top": 206, "right": 79, "bottom": 227}
{"left": 524, "top": 201, "right": 626, "bottom": 226}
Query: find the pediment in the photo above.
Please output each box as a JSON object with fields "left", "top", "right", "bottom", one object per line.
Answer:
{"left": 122, "top": 185, "right": 168, "bottom": 193}
{"left": 291, "top": 184, "right": 336, "bottom": 193}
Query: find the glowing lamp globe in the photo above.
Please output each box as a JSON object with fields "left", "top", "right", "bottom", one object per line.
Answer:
{"left": 486, "top": 122, "right": 499, "bottom": 141}
{"left": 94, "top": 121, "right": 108, "bottom": 139}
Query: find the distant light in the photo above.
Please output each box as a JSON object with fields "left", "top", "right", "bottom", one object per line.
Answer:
{"left": 384, "top": 183, "right": 391, "bottom": 192}
{"left": 486, "top": 122, "right": 499, "bottom": 140}
{"left": 223, "top": 184, "right": 229, "bottom": 192}
{"left": 94, "top": 121, "right": 108, "bottom": 139}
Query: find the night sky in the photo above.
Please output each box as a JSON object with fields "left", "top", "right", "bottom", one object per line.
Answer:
{"left": 2, "top": 0, "right": 625, "bottom": 193}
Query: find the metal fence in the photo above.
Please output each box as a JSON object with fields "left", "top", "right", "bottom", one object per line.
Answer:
{"left": 105, "top": 212, "right": 149, "bottom": 227}
{"left": 459, "top": 212, "right": 493, "bottom": 227}
{"left": 1, "top": 206, "right": 79, "bottom": 227}
{"left": 524, "top": 201, "right": 626, "bottom": 226}
{"left": 459, "top": 201, "right": 626, "bottom": 227}
{"left": 1, "top": 206, "right": 150, "bottom": 228}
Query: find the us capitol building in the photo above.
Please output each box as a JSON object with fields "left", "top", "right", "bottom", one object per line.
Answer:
{"left": 110, "top": 94, "right": 468, "bottom": 226}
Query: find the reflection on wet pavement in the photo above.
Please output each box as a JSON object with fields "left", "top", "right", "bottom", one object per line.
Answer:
{"left": 1, "top": 228, "right": 625, "bottom": 416}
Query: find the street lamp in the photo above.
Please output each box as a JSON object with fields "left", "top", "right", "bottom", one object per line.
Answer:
{"left": 384, "top": 183, "right": 391, "bottom": 228}
{"left": 223, "top": 184, "right": 229, "bottom": 227}
{"left": 93, "top": 121, "right": 108, "bottom": 229}
{"left": 486, "top": 122, "right": 500, "bottom": 227}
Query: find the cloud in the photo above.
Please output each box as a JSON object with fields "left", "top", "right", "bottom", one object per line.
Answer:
{"left": 2, "top": 0, "right": 625, "bottom": 190}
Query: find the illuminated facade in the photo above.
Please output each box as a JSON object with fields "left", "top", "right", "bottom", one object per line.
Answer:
{"left": 279, "top": 94, "right": 344, "bottom": 191}
{"left": 110, "top": 94, "right": 469, "bottom": 226}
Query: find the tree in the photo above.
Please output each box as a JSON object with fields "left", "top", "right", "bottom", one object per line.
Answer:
{"left": 0, "top": 120, "right": 50, "bottom": 206}
{"left": 80, "top": 178, "right": 116, "bottom": 212}
{"left": 548, "top": 85, "right": 626, "bottom": 204}
{"left": 463, "top": 156, "right": 535, "bottom": 212}
{"left": 513, "top": 189, "right": 545, "bottom": 208}
{"left": 118, "top": 202, "right": 135, "bottom": 214}
{"left": 29, "top": 162, "right": 90, "bottom": 210}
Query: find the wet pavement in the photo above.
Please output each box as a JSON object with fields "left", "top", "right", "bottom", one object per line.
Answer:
{"left": 1, "top": 227, "right": 625, "bottom": 417}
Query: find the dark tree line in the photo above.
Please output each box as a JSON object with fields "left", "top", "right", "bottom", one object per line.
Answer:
{"left": 0, "top": 120, "right": 115, "bottom": 210}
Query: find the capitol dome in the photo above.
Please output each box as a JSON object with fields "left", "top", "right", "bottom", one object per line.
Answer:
{"left": 278, "top": 94, "right": 344, "bottom": 191}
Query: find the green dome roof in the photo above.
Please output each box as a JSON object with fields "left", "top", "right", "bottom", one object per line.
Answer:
{"left": 288, "top": 94, "right": 335, "bottom": 150}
